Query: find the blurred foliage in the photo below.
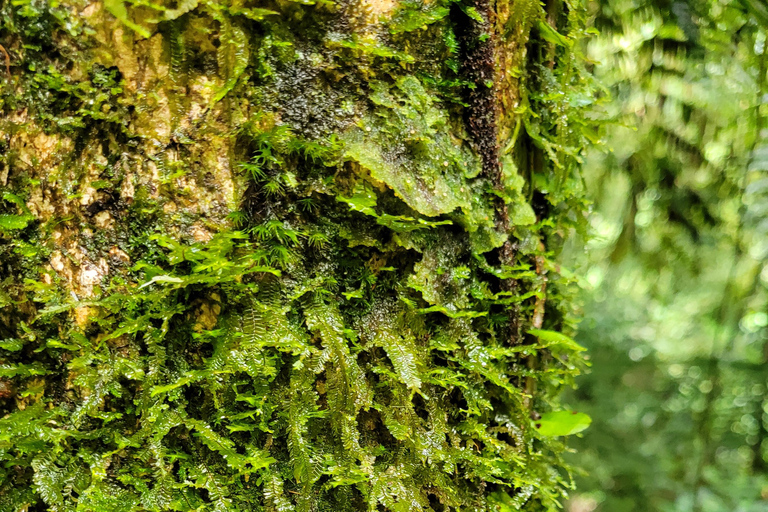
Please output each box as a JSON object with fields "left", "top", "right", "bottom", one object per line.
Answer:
{"left": 565, "top": 0, "right": 768, "bottom": 510}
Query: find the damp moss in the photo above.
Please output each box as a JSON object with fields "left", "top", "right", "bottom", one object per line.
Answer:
{"left": 0, "top": 0, "right": 599, "bottom": 510}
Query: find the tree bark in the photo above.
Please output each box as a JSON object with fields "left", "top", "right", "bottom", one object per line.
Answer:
{"left": 0, "top": 0, "right": 593, "bottom": 509}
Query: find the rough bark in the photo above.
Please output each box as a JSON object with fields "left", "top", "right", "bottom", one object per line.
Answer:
{"left": 0, "top": 0, "right": 594, "bottom": 509}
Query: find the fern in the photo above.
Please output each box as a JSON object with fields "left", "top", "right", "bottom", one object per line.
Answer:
{"left": 212, "top": 15, "right": 249, "bottom": 103}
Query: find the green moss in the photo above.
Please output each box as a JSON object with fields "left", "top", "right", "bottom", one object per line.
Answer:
{"left": 343, "top": 77, "right": 481, "bottom": 218}
{"left": 0, "top": 0, "right": 599, "bottom": 510}
{"left": 388, "top": 1, "right": 451, "bottom": 34}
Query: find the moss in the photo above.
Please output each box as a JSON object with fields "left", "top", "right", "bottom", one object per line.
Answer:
{"left": 343, "top": 76, "right": 482, "bottom": 220}
{"left": 0, "top": 0, "right": 598, "bottom": 510}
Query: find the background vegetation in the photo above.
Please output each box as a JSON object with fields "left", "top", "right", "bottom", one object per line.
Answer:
{"left": 565, "top": 0, "right": 768, "bottom": 510}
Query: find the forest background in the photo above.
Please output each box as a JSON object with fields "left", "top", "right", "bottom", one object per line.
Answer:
{"left": 567, "top": 0, "right": 768, "bottom": 511}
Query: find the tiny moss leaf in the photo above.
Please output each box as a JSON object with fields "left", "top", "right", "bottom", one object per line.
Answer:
{"left": 534, "top": 411, "right": 592, "bottom": 436}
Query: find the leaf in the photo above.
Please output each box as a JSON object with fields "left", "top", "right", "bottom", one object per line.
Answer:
{"left": 534, "top": 411, "right": 592, "bottom": 436}
{"left": 334, "top": 38, "right": 414, "bottom": 63}
{"left": 229, "top": 6, "right": 279, "bottom": 21}
{"left": 417, "top": 305, "right": 487, "bottom": 318}
{"left": 337, "top": 185, "right": 378, "bottom": 217}
{"left": 2, "top": 192, "right": 31, "bottom": 213}
{"left": 213, "top": 20, "right": 249, "bottom": 103}
{"left": 511, "top": 201, "right": 536, "bottom": 225}
{"left": 372, "top": 317, "right": 422, "bottom": 390}
{"left": 376, "top": 214, "right": 452, "bottom": 232}
{"left": 487, "top": 490, "right": 518, "bottom": 512}
{"left": 0, "top": 214, "right": 31, "bottom": 231}
{"left": 527, "top": 329, "right": 586, "bottom": 351}
{"left": 338, "top": 184, "right": 453, "bottom": 232}
{"left": 46, "top": 339, "right": 80, "bottom": 351}
{"left": 0, "top": 363, "right": 50, "bottom": 378}
{"left": 0, "top": 339, "right": 24, "bottom": 352}
{"left": 32, "top": 457, "right": 66, "bottom": 508}
{"left": 537, "top": 20, "right": 571, "bottom": 48}
{"left": 150, "top": 371, "right": 205, "bottom": 396}
{"left": 342, "top": 288, "right": 364, "bottom": 300}
{"left": 138, "top": 275, "right": 184, "bottom": 289}
{"left": 459, "top": 5, "right": 484, "bottom": 23}
{"left": 389, "top": 4, "right": 450, "bottom": 34}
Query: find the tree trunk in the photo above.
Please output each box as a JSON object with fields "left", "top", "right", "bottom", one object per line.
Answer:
{"left": 0, "top": 0, "right": 593, "bottom": 509}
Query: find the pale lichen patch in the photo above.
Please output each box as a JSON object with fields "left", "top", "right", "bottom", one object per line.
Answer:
{"left": 74, "top": 306, "right": 97, "bottom": 329}
{"left": 50, "top": 246, "right": 109, "bottom": 299}
{"left": 78, "top": 257, "right": 109, "bottom": 296}
{"left": 11, "top": 122, "right": 73, "bottom": 173}
{"left": 121, "top": 173, "right": 136, "bottom": 203}
{"left": 26, "top": 187, "right": 58, "bottom": 220}
{"left": 111, "top": 27, "right": 141, "bottom": 92}
{"left": 191, "top": 223, "right": 214, "bottom": 242}
{"left": 109, "top": 246, "right": 131, "bottom": 264}
{"left": 93, "top": 211, "right": 113, "bottom": 229}
{"left": 359, "top": 0, "right": 397, "bottom": 22}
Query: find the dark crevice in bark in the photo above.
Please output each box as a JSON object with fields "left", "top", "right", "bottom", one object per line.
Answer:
{"left": 452, "top": 0, "right": 500, "bottom": 183}
{"left": 453, "top": 0, "right": 522, "bottom": 345}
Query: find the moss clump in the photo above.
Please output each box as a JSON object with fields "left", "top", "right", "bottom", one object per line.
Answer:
{"left": 0, "top": 0, "right": 598, "bottom": 510}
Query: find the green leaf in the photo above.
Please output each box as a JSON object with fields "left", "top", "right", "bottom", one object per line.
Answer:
{"left": 229, "top": 6, "right": 279, "bottom": 21}
{"left": 337, "top": 185, "right": 378, "bottom": 217}
{"left": 459, "top": 5, "right": 484, "bottom": 23}
{"left": 389, "top": 5, "right": 450, "bottom": 34}
{"left": 0, "top": 214, "right": 31, "bottom": 231}
{"left": 213, "top": 20, "right": 249, "bottom": 103}
{"left": 511, "top": 201, "right": 536, "bottom": 225}
{"left": 0, "top": 339, "right": 24, "bottom": 351}
{"left": 151, "top": 371, "right": 206, "bottom": 396}
{"left": 417, "top": 305, "right": 487, "bottom": 318}
{"left": 537, "top": 20, "right": 571, "bottom": 47}
{"left": 2, "top": 192, "right": 31, "bottom": 213}
{"left": 527, "top": 329, "right": 586, "bottom": 351}
{"left": 342, "top": 288, "right": 365, "bottom": 300}
{"left": 138, "top": 275, "right": 184, "bottom": 289}
{"left": 487, "top": 490, "right": 517, "bottom": 512}
{"left": 338, "top": 183, "right": 453, "bottom": 232}
{"left": 0, "top": 363, "right": 50, "bottom": 378}
{"left": 335, "top": 38, "right": 415, "bottom": 63}
{"left": 534, "top": 411, "right": 592, "bottom": 436}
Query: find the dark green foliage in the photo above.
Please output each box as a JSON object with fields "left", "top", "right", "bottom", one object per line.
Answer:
{"left": 0, "top": 0, "right": 597, "bottom": 510}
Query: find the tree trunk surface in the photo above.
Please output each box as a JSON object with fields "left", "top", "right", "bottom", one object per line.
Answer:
{"left": 0, "top": 0, "right": 593, "bottom": 509}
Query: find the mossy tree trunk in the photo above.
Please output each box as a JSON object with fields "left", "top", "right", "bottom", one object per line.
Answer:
{"left": 0, "top": 0, "right": 595, "bottom": 510}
